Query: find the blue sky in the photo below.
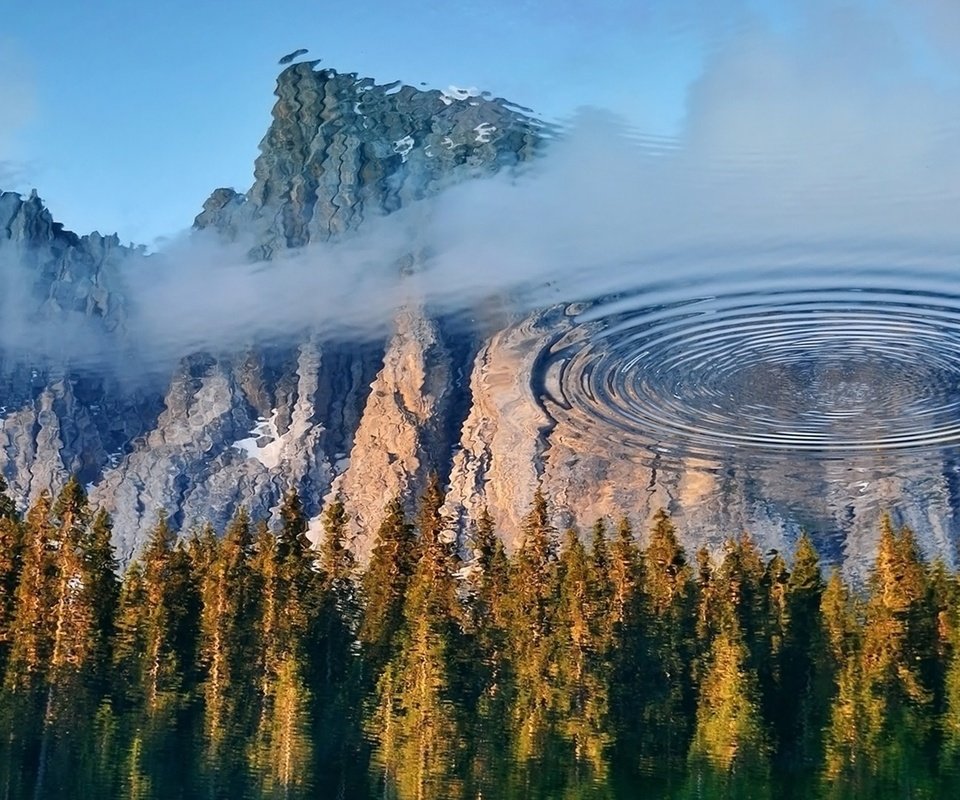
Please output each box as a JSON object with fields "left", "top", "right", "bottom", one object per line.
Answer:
{"left": 0, "top": 0, "right": 715, "bottom": 243}
{"left": 1, "top": 1, "right": 958, "bottom": 244}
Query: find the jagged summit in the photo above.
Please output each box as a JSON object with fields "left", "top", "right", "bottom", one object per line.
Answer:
{"left": 0, "top": 61, "right": 546, "bottom": 562}
{"left": 195, "top": 60, "right": 543, "bottom": 255}
{"left": 0, "top": 60, "right": 940, "bottom": 574}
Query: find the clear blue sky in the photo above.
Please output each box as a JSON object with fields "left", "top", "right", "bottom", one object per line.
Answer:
{"left": 1, "top": 0, "right": 956, "bottom": 244}
{"left": 0, "top": 1, "right": 722, "bottom": 243}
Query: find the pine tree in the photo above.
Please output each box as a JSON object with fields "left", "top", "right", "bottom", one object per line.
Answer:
{"left": 693, "top": 545, "right": 721, "bottom": 695}
{"left": 367, "top": 476, "right": 467, "bottom": 800}
{"left": 644, "top": 510, "right": 690, "bottom": 615}
{"left": 249, "top": 654, "right": 315, "bottom": 798}
{"left": 858, "top": 517, "right": 936, "bottom": 791}
{"left": 46, "top": 479, "right": 112, "bottom": 686}
{"left": 466, "top": 507, "right": 510, "bottom": 641}
{"left": 820, "top": 569, "right": 858, "bottom": 668}
{"left": 277, "top": 488, "right": 310, "bottom": 564}
{"left": 313, "top": 493, "right": 363, "bottom": 795}
{"left": 359, "top": 496, "right": 417, "bottom": 676}
{"left": 198, "top": 507, "right": 256, "bottom": 767}
{"left": 464, "top": 507, "right": 512, "bottom": 797}
{"left": 553, "top": 528, "right": 613, "bottom": 785}
{"left": 778, "top": 535, "right": 830, "bottom": 773}
{"left": 318, "top": 492, "right": 355, "bottom": 604}
{"left": 509, "top": 489, "right": 557, "bottom": 646}
{"left": 112, "top": 562, "right": 148, "bottom": 707}
{"left": 0, "top": 474, "right": 22, "bottom": 678}
{"left": 250, "top": 520, "right": 279, "bottom": 705}
{"left": 606, "top": 516, "right": 647, "bottom": 778}
{"left": 316, "top": 492, "right": 358, "bottom": 679}
{"left": 589, "top": 519, "right": 615, "bottom": 650}
{"left": 252, "top": 491, "right": 320, "bottom": 701}
{"left": 608, "top": 517, "right": 640, "bottom": 629}
{"left": 504, "top": 490, "right": 559, "bottom": 771}
{"left": 0, "top": 479, "right": 24, "bottom": 676}
{"left": 83, "top": 508, "right": 120, "bottom": 681}
{"left": 3, "top": 479, "right": 121, "bottom": 797}
{"left": 942, "top": 585, "right": 960, "bottom": 766}
{"left": 686, "top": 619, "right": 771, "bottom": 797}
{"left": 113, "top": 512, "right": 199, "bottom": 714}
{"left": 249, "top": 491, "right": 322, "bottom": 790}
{"left": 819, "top": 567, "right": 864, "bottom": 793}
{"left": 762, "top": 549, "right": 790, "bottom": 683}
{"left": 636, "top": 509, "right": 696, "bottom": 765}
{"left": 926, "top": 558, "right": 956, "bottom": 717}
{"left": 4, "top": 492, "right": 56, "bottom": 692}
{"left": 0, "top": 476, "right": 16, "bottom": 523}
{"left": 715, "top": 535, "right": 768, "bottom": 669}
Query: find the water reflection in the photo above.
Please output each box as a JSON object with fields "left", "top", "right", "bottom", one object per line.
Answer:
{"left": 539, "top": 256, "right": 960, "bottom": 571}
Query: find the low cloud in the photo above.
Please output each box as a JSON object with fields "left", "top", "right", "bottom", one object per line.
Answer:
{"left": 2, "top": 1, "right": 960, "bottom": 374}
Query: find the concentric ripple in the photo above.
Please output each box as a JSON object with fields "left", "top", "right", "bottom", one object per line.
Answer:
{"left": 545, "top": 265, "right": 960, "bottom": 458}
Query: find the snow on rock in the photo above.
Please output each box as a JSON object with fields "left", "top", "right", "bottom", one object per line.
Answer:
{"left": 474, "top": 122, "right": 497, "bottom": 144}
{"left": 393, "top": 135, "right": 414, "bottom": 162}
{"left": 440, "top": 85, "right": 481, "bottom": 105}
{"left": 232, "top": 409, "right": 284, "bottom": 470}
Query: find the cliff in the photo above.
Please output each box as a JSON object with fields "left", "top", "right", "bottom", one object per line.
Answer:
{"left": 0, "top": 62, "right": 546, "bottom": 560}
{"left": 1, "top": 61, "right": 955, "bottom": 575}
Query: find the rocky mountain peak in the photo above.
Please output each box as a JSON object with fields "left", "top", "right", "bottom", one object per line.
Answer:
{"left": 2, "top": 61, "right": 922, "bottom": 574}
{"left": 195, "top": 62, "right": 544, "bottom": 256}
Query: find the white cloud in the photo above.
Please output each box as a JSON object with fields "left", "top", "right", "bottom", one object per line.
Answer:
{"left": 2, "top": 1, "right": 960, "bottom": 372}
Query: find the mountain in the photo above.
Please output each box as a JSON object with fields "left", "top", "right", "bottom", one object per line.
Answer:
{"left": 1, "top": 60, "right": 957, "bottom": 573}
{"left": 0, "top": 62, "right": 546, "bottom": 562}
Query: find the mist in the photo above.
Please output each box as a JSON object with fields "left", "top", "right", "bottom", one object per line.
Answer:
{"left": 3, "top": 1, "right": 960, "bottom": 374}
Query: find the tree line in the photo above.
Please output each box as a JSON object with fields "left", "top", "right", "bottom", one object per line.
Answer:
{"left": 1, "top": 472, "right": 960, "bottom": 798}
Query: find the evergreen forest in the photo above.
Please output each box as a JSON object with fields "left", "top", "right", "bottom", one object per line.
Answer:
{"left": 1, "top": 473, "right": 960, "bottom": 799}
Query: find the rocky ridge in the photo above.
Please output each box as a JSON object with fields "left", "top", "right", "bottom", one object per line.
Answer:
{"left": 1, "top": 60, "right": 956, "bottom": 574}
{"left": 0, "top": 62, "right": 549, "bottom": 560}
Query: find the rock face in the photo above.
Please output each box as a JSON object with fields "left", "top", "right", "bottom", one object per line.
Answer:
{"left": 194, "top": 62, "right": 542, "bottom": 252}
{"left": 1, "top": 61, "right": 955, "bottom": 575}
{"left": 0, "top": 189, "right": 155, "bottom": 509}
{"left": 0, "top": 63, "right": 546, "bottom": 560}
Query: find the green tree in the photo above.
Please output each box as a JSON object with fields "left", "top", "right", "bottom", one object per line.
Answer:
{"left": 686, "top": 621, "right": 771, "bottom": 798}
{"left": 0, "top": 475, "right": 17, "bottom": 522}
{"left": 112, "top": 512, "right": 199, "bottom": 713}
{"left": 1, "top": 480, "right": 121, "bottom": 798}
{"left": 859, "top": 518, "right": 936, "bottom": 792}
{"left": 552, "top": 528, "right": 613, "bottom": 787}
{"left": 778, "top": 535, "right": 830, "bottom": 775}
{"left": 608, "top": 517, "right": 640, "bottom": 630}
{"left": 506, "top": 490, "right": 558, "bottom": 751}
{"left": 358, "top": 496, "right": 417, "bottom": 676}
{"left": 312, "top": 493, "right": 365, "bottom": 796}
{"left": 463, "top": 507, "right": 512, "bottom": 797}
{"left": 248, "top": 491, "right": 323, "bottom": 796}
{"left": 0, "top": 477, "right": 24, "bottom": 676}
{"left": 635, "top": 510, "right": 696, "bottom": 765}
{"left": 252, "top": 491, "right": 320, "bottom": 702}
{"left": 318, "top": 492, "right": 356, "bottom": 606}
{"left": 249, "top": 654, "right": 315, "bottom": 799}
{"left": 366, "top": 476, "right": 467, "bottom": 800}
{"left": 3, "top": 492, "right": 57, "bottom": 692}
{"left": 197, "top": 506, "right": 257, "bottom": 786}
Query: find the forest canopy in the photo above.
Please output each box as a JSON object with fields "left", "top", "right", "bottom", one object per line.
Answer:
{"left": 0, "top": 474, "right": 958, "bottom": 799}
